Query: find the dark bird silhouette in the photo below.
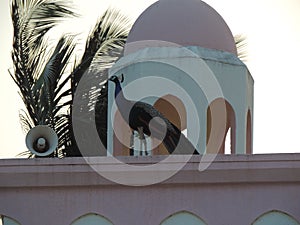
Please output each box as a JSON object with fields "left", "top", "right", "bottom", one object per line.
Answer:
{"left": 109, "top": 74, "right": 199, "bottom": 155}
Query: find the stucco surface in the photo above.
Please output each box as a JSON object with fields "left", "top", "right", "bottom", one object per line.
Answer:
{"left": 0, "top": 154, "right": 300, "bottom": 225}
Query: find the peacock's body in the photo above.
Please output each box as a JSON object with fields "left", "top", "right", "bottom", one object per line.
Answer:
{"left": 109, "top": 74, "right": 198, "bottom": 155}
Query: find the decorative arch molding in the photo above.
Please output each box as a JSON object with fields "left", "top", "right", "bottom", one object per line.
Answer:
{"left": 252, "top": 210, "right": 300, "bottom": 225}
{"left": 0, "top": 215, "right": 21, "bottom": 225}
{"left": 70, "top": 213, "right": 114, "bottom": 225}
{"left": 160, "top": 211, "right": 208, "bottom": 225}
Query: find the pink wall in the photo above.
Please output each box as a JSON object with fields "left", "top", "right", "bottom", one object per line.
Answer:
{"left": 0, "top": 154, "right": 300, "bottom": 225}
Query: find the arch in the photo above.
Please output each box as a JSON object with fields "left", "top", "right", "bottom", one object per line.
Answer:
{"left": 70, "top": 213, "right": 114, "bottom": 225}
{"left": 0, "top": 215, "right": 21, "bottom": 225}
{"left": 206, "top": 98, "right": 236, "bottom": 154}
{"left": 252, "top": 210, "right": 300, "bottom": 225}
{"left": 152, "top": 94, "right": 187, "bottom": 155}
{"left": 160, "top": 211, "right": 207, "bottom": 225}
{"left": 153, "top": 94, "right": 187, "bottom": 130}
{"left": 246, "top": 109, "right": 252, "bottom": 154}
{"left": 112, "top": 109, "right": 133, "bottom": 156}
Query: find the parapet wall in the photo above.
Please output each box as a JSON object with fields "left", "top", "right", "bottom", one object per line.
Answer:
{"left": 0, "top": 154, "right": 300, "bottom": 225}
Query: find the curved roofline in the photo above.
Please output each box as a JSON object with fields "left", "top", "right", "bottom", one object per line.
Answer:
{"left": 125, "top": 0, "right": 237, "bottom": 55}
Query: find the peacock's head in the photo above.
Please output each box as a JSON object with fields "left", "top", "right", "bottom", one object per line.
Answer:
{"left": 108, "top": 74, "right": 124, "bottom": 84}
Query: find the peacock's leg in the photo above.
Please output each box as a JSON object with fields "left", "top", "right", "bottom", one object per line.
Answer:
{"left": 137, "top": 127, "right": 147, "bottom": 155}
{"left": 143, "top": 135, "right": 147, "bottom": 156}
{"left": 130, "top": 130, "right": 134, "bottom": 156}
{"left": 140, "top": 141, "right": 142, "bottom": 156}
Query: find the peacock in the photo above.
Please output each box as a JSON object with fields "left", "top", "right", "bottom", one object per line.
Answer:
{"left": 108, "top": 74, "right": 199, "bottom": 155}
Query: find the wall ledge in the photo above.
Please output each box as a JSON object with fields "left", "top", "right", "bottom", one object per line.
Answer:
{"left": 0, "top": 153, "right": 300, "bottom": 187}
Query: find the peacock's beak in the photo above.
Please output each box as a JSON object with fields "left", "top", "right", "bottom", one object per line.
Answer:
{"left": 108, "top": 74, "right": 124, "bottom": 83}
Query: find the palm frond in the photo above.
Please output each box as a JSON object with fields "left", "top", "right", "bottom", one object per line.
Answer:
{"left": 95, "top": 81, "right": 108, "bottom": 149}
{"left": 11, "top": 0, "right": 77, "bottom": 126}
{"left": 64, "top": 9, "right": 131, "bottom": 157}
{"left": 10, "top": 0, "right": 77, "bottom": 157}
{"left": 33, "top": 35, "right": 75, "bottom": 122}
{"left": 10, "top": 1, "right": 132, "bottom": 157}
{"left": 75, "top": 8, "right": 131, "bottom": 114}
{"left": 16, "top": 150, "right": 34, "bottom": 158}
{"left": 71, "top": 8, "right": 132, "bottom": 90}
{"left": 11, "top": 0, "right": 76, "bottom": 84}
{"left": 234, "top": 34, "right": 248, "bottom": 62}
{"left": 19, "top": 109, "right": 34, "bottom": 134}
{"left": 89, "top": 8, "right": 131, "bottom": 72}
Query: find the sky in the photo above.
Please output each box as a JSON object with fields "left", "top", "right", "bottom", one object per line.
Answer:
{"left": 1, "top": 0, "right": 300, "bottom": 158}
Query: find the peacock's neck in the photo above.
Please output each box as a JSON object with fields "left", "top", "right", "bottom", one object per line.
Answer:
{"left": 113, "top": 81, "right": 133, "bottom": 122}
{"left": 115, "top": 82, "right": 123, "bottom": 98}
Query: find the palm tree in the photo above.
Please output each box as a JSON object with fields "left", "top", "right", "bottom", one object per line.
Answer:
{"left": 10, "top": 0, "right": 131, "bottom": 157}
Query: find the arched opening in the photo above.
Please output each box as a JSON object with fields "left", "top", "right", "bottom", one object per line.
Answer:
{"left": 206, "top": 98, "right": 236, "bottom": 154}
{"left": 0, "top": 215, "right": 21, "bottom": 225}
{"left": 224, "top": 127, "right": 232, "bottom": 154}
{"left": 112, "top": 109, "right": 133, "bottom": 156}
{"left": 246, "top": 109, "right": 252, "bottom": 154}
{"left": 160, "top": 211, "right": 207, "bottom": 225}
{"left": 152, "top": 95, "right": 187, "bottom": 155}
{"left": 70, "top": 213, "right": 114, "bottom": 225}
{"left": 252, "top": 210, "right": 300, "bottom": 225}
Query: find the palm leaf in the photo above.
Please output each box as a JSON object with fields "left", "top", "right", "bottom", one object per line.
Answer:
{"left": 71, "top": 8, "right": 132, "bottom": 91}
{"left": 33, "top": 35, "right": 75, "bottom": 122}
{"left": 19, "top": 109, "right": 34, "bottom": 133}
{"left": 11, "top": 0, "right": 76, "bottom": 86}
{"left": 77, "top": 8, "right": 131, "bottom": 114}
{"left": 64, "top": 9, "right": 132, "bottom": 157}
{"left": 16, "top": 150, "right": 34, "bottom": 158}
{"left": 11, "top": 0, "right": 76, "bottom": 124}
{"left": 234, "top": 34, "right": 248, "bottom": 62}
{"left": 10, "top": 0, "right": 77, "bottom": 157}
{"left": 10, "top": 1, "right": 132, "bottom": 157}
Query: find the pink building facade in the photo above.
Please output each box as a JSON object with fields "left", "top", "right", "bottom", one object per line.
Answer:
{"left": 1, "top": 1, "right": 299, "bottom": 224}
{"left": 0, "top": 154, "right": 300, "bottom": 225}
